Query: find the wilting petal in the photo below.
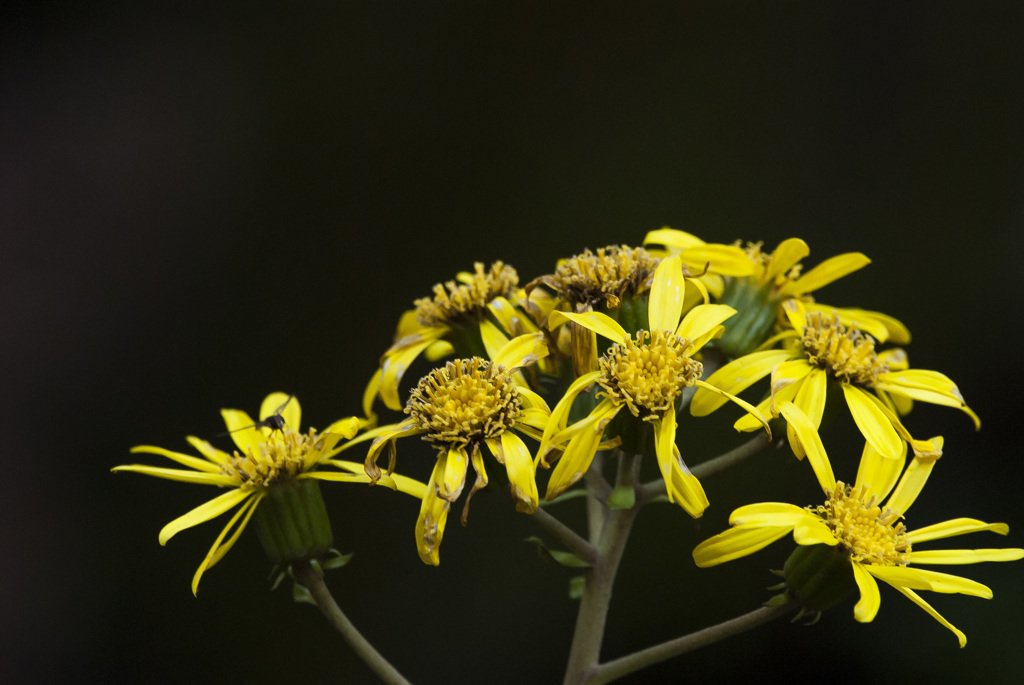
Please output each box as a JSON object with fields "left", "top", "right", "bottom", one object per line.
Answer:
{"left": 439, "top": 446, "right": 469, "bottom": 502}
{"left": 380, "top": 330, "right": 446, "bottom": 410}
{"left": 546, "top": 418, "right": 608, "bottom": 501}
{"left": 536, "top": 371, "right": 602, "bottom": 466}
{"left": 498, "top": 431, "right": 539, "bottom": 513}
{"left": 491, "top": 332, "right": 549, "bottom": 371}
{"left": 654, "top": 412, "right": 708, "bottom": 517}
{"left": 415, "top": 459, "right": 452, "bottom": 566}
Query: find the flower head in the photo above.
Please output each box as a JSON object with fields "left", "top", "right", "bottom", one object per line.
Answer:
{"left": 693, "top": 402, "right": 1023, "bottom": 646}
{"left": 365, "top": 334, "right": 552, "bottom": 565}
{"left": 113, "top": 393, "right": 422, "bottom": 594}
{"left": 699, "top": 299, "right": 979, "bottom": 461}
{"left": 368, "top": 261, "right": 547, "bottom": 414}
{"left": 537, "top": 256, "right": 771, "bottom": 517}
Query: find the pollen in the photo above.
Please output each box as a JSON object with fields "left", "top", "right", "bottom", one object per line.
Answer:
{"left": 405, "top": 358, "right": 521, "bottom": 449}
{"left": 414, "top": 261, "right": 519, "bottom": 327}
{"left": 816, "top": 482, "right": 911, "bottom": 566}
{"left": 549, "top": 245, "right": 660, "bottom": 308}
{"left": 801, "top": 311, "right": 888, "bottom": 386}
{"left": 598, "top": 330, "right": 703, "bottom": 420}
{"left": 221, "top": 428, "right": 322, "bottom": 489}
{"left": 736, "top": 240, "right": 803, "bottom": 288}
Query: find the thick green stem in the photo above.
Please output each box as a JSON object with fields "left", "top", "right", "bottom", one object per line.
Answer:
{"left": 531, "top": 506, "right": 598, "bottom": 565}
{"left": 293, "top": 562, "right": 412, "bottom": 685}
{"left": 563, "top": 453, "right": 641, "bottom": 685}
{"left": 587, "top": 601, "right": 797, "bottom": 684}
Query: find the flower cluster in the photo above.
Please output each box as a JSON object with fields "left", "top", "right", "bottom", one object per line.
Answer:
{"left": 115, "top": 228, "right": 1020, "bottom": 663}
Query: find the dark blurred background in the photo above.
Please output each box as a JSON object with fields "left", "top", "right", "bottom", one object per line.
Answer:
{"left": 3, "top": 2, "right": 1023, "bottom": 683}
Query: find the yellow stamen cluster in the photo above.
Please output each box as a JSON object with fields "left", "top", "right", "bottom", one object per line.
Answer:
{"left": 815, "top": 482, "right": 910, "bottom": 566}
{"left": 598, "top": 330, "right": 703, "bottom": 420}
{"left": 406, "top": 358, "right": 521, "bottom": 449}
{"left": 801, "top": 311, "right": 888, "bottom": 385}
{"left": 414, "top": 261, "right": 519, "bottom": 327}
{"left": 221, "top": 428, "right": 323, "bottom": 490}
{"left": 550, "top": 245, "right": 659, "bottom": 308}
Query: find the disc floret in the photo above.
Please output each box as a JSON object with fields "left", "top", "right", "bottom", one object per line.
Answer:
{"left": 801, "top": 311, "right": 888, "bottom": 386}
{"left": 221, "top": 427, "right": 324, "bottom": 490}
{"left": 598, "top": 330, "right": 703, "bottom": 420}
{"left": 414, "top": 261, "right": 519, "bottom": 327}
{"left": 816, "top": 482, "right": 911, "bottom": 566}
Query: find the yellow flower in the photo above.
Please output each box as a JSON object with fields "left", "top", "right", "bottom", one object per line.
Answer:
{"left": 537, "top": 256, "right": 771, "bottom": 517}
{"left": 113, "top": 393, "right": 424, "bottom": 594}
{"left": 367, "top": 261, "right": 548, "bottom": 414}
{"left": 365, "top": 334, "right": 552, "bottom": 565}
{"left": 693, "top": 402, "right": 1023, "bottom": 647}
{"left": 697, "top": 299, "right": 979, "bottom": 461}
{"left": 644, "top": 229, "right": 876, "bottom": 357}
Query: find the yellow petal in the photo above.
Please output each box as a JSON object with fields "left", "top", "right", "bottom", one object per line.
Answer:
{"left": 854, "top": 441, "right": 906, "bottom": 503}
{"left": 219, "top": 409, "right": 263, "bottom": 455}
{"left": 439, "top": 446, "right": 469, "bottom": 502}
{"left": 729, "top": 502, "right": 811, "bottom": 527}
{"left": 907, "top": 548, "right": 1024, "bottom": 565}
{"left": 675, "top": 304, "right": 736, "bottom": 348}
{"left": 184, "top": 437, "right": 229, "bottom": 465}
{"left": 680, "top": 244, "right": 756, "bottom": 277}
{"left": 692, "top": 525, "right": 793, "bottom": 567}
{"left": 159, "top": 488, "right": 252, "bottom": 545}
{"left": 887, "top": 585, "right": 966, "bottom": 647}
{"left": 362, "top": 368, "right": 383, "bottom": 421}
{"left": 793, "top": 367, "right": 828, "bottom": 430}
{"left": 851, "top": 561, "right": 881, "bottom": 622}
{"left": 480, "top": 318, "right": 511, "bottom": 360}
{"left": 191, "top": 493, "right": 262, "bottom": 596}
{"left": 764, "top": 238, "right": 809, "bottom": 282}
{"left": 793, "top": 518, "right": 839, "bottom": 546}
{"left": 654, "top": 412, "right": 708, "bottom": 517}
{"left": 649, "top": 255, "right": 687, "bottom": 333}
{"left": 779, "top": 402, "right": 835, "bottom": 493}
{"left": 842, "top": 384, "right": 903, "bottom": 460}
{"left": 867, "top": 565, "right": 992, "bottom": 598}
{"left": 536, "top": 370, "right": 602, "bottom": 465}
{"left": 690, "top": 349, "right": 791, "bottom": 416}
{"left": 499, "top": 431, "right": 539, "bottom": 513}
{"left": 781, "top": 252, "right": 870, "bottom": 296}
{"left": 129, "top": 444, "right": 224, "bottom": 473}
{"left": 908, "top": 518, "right": 1010, "bottom": 544}
{"left": 380, "top": 330, "right": 447, "bottom": 411}
{"left": 694, "top": 380, "right": 770, "bottom": 437}
{"left": 415, "top": 459, "right": 451, "bottom": 566}
{"left": 643, "top": 227, "right": 706, "bottom": 250}
{"left": 491, "top": 332, "right": 549, "bottom": 371}
{"left": 545, "top": 419, "right": 607, "bottom": 500}
{"left": 547, "top": 310, "right": 628, "bottom": 344}
{"left": 781, "top": 298, "right": 808, "bottom": 332}
{"left": 111, "top": 465, "right": 236, "bottom": 486}
{"left": 884, "top": 448, "right": 941, "bottom": 519}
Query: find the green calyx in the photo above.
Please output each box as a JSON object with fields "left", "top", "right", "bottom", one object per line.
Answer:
{"left": 782, "top": 543, "right": 857, "bottom": 612}
{"left": 253, "top": 478, "right": 334, "bottom": 565}
{"left": 714, "top": 278, "right": 778, "bottom": 358}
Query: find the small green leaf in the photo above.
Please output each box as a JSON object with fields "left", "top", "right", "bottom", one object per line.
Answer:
{"left": 292, "top": 583, "right": 316, "bottom": 606}
{"left": 569, "top": 575, "right": 586, "bottom": 600}
{"left": 539, "top": 489, "right": 592, "bottom": 507}
{"left": 606, "top": 484, "right": 636, "bottom": 510}
{"left": 321, "top": 550, "right": 354, "bottom": 571}
{"left": 524, "top": 536, "right": 591, "bottom": 568}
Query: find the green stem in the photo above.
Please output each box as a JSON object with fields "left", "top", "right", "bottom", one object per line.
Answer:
{"left": 586, "top": 601, "right": 797, "bottom": 684}
{"left": 531, "top": 507, "right": 598, "bottom": 565}
{"left": 563, "top": 452, "right": 641, "bottom": 685}
{"left": 293, "top": 562, "right": 412, "bottom": 685}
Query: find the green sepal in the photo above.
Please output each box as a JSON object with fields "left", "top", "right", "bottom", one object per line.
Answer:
{"left": 606, "top": 484, "right": 636, "bottom": 510}
{"left": 525, "top": 536, "right": 591, "bottom": 568}
{"left": 292, "top": 582, "right": 316, "bottom": 606}
{"left": 253, "top": 478, "right": 334, "bottom": 565}
{"left": 714, "top": 278, "right": 778, "bottom": 358}
{"left": 782, "top": 543, "right": 856, "bottom": 612}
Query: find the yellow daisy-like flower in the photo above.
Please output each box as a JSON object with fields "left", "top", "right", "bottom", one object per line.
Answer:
{"left": 536, "top": 256, "right": 771, "bottom": 517}
{"left": 699, "top": 299, "right": 979, "bottom": 461}
{"left": 693, "top": 402, "right": 1023, "bottom": 647}
{"left": 365, "top": 333, "right": 552, "bottom": 565}
{"left": 368, "top": 261, "right": 549, "bottom": 413}
{"left": 113, "top": 393, "right": 424, "bottom": 594}
{"left": 644, "top": 229, "right": 877, "bottom": 357}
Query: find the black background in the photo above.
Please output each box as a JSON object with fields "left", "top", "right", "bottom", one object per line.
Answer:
{"left": 3, "top": 2, "right": 1023, "bottom": 683}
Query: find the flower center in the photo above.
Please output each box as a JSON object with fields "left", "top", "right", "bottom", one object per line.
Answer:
{"left": 815, "top": 482, "right": 910, "bottom": 566}
{"left": 406, "top": 358, "right": 521, "bottom": 448}
{"left": 737, "top": 240, "right": 803, "bottom": 287}
{"left": 801, "top": 312, "right": 888, "bottom": 385}
{"left": 221, "top": 428, "right": 323, "bottom": 490}
{"left": 598, "top": 330, "right": 703, "bottom": 420}
{"left": 551, "top": 245, "right": 660, "bottom": 308}
{"left": 414, "top": 261, "right": 519, "bottom": 327}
